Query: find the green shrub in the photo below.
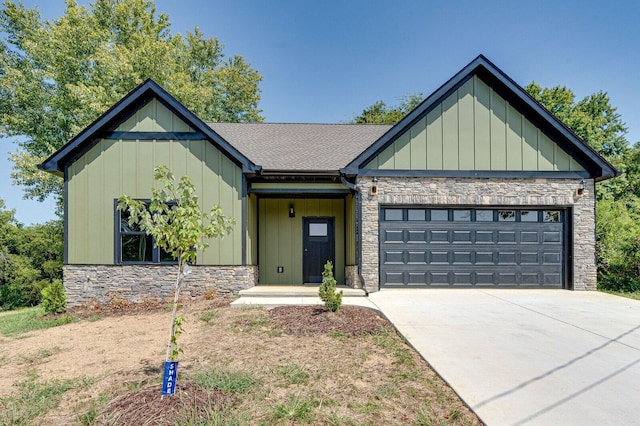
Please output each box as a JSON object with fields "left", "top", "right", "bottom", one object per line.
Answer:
{"left": 598, "top": 271, "right": 640, "bottom": 293}
{"left": 319, "top": 261, "right": 342, "bottom": 313}
{"left": 41, "top": 279, "right": 66, "bottom": 314}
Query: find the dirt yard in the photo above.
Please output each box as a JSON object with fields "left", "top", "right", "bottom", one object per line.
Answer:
{"left": 0, "top": 299, "right": 481, "bottom": 425}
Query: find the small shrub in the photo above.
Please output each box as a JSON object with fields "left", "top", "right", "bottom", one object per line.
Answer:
{"left": 318, "top": 261, "right": 342, "bottom": 313}
{"left": 41, "top": 279, "right": 66, "bottom": 314}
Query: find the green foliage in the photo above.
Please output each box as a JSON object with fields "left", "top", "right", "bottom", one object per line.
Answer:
{"left": 118, "top": 165, "right": 233, "bottom": 363}
{"left": 170, "top": 315, "right": 185, "bottom": 361}
{"left": 0, "top": 306, "right": 74, "bottom": 337}
{"left": 0, "top": 199, "right": 63, "bottom": 310}
{"left": 0, "top": 0, "right": 263, "bottom": 205}
{"left": 525, "top": 82, "right": 640, "bottom": 292}
{"left": 352, "top": 93, "right": 423, "bottom": 124}
{"left": 196, "top": 369, "right": 259, "bottom": 393}
{"left": 40, "top": 279, "right": 66, "bottom": 315}
{"left": 319, "top": 261, "right": 342, "bottom": 313}
{"left": 0, "top": 371, "right": 76, "bottom": 425}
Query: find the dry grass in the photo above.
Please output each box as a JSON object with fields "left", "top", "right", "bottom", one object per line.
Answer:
{"left": 0, "top": 299, "right": 481, "bottom": 425}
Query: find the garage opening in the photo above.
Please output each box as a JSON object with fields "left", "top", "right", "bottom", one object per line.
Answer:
{"left": 379, "top": 208, "right": 566, "bottom": 288}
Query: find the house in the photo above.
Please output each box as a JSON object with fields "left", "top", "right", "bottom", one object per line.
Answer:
{"left": 40, "top": 55, "right": 617, "bottom": 306}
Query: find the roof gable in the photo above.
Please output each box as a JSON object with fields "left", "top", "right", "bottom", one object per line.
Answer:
{"left": 39, "top": 79, "right": 256, "bottom": 175}
{"left": 365, "top": 75, "right": 586, "bottom": 173}
{"left": 346, "top": 55, "right": 617, "bottom": 181}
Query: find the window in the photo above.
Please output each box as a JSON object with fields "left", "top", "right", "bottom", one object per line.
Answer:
{"left": 117, "top": 204, "right": 176, "bottom": 264}
{"left": 430, "top": 210, "right": 449, "bottom": 221}
{"left": 543, "top": 210, "right": 561, "bottom": 222}
{"left": 498, "top": 210, "right": 516, "bottom": 221}
{"left": 309, "top": 223, "right": 328, "bottom": 237}
{"left": 520, "top": 210, "right": 538, "bottom": 222}
{"left": 453, "top": 210, "right": 471, "bottom": 221}
{"left": 385, "top": 209, "right": 403, "bottom": 221}
{"left": 407, "top": 209, "right": 426, "bottom": 221}
{"left": 475, "top": 210, "right": 494, "bottom": 221}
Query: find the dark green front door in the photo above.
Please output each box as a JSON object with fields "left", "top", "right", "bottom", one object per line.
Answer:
{"left": 303, "top": 217, "right": 335, "bottom": 283}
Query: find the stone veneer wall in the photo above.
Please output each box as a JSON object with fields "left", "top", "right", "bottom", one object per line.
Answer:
{"left": 63, "top": 265, "right": 258, "bottom": 307}
{"left": 344, "top": 265, "right": 361, "bottom": 288}
{"left": 357, "top": 177, "right": 596, "bottom": 293}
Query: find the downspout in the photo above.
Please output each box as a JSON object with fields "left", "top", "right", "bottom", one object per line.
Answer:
{"left": 340, "top": 174, "right": 368, "bottom": 295}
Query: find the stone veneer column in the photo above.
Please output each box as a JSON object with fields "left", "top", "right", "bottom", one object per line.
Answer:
{"left": 63, "top": 264, "right": 258, "bottom": 307}
{"left": 357, "top": 177, "right": 596, "bottom": 293}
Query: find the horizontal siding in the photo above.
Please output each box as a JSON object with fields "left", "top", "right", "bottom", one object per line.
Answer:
{"left": 365, "top": 75, "right": 586, "bottom": 173}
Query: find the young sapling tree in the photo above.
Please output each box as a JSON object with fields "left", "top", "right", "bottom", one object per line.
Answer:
{"left": 118, "top": 165, "right": 234, "bottom": 368}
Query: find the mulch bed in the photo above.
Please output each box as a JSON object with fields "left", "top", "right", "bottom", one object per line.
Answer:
{"left": 95, "top": 383, "right": 232, "bottom": 425}
{"left": 268, "top": 305, "right": 392, "bottom": 336}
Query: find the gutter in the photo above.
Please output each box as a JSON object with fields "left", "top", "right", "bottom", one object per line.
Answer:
{"left": 340, "top": 174, "right": 368, "bottom": 296}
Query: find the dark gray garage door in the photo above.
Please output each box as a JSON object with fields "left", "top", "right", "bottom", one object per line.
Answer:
{"left": 380, "top": 208, "right": 566, "bottom": 288}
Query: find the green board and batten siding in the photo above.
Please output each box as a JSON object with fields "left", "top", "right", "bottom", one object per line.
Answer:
{"left": 258, "top": 198, "right": 346, "bottom": 285}
{"left": 66, "top": 99, "right": 245, "bottom": 265}
{"left": 365, "top": 75, "right": 586, "bottom": 172}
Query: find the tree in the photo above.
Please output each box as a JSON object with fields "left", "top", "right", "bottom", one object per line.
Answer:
{"left": 1, "top": 0, "right": 263, "bottom": 207}
{"left": 526, "top": 82, "right": 640, "bottom": 290}
{"left": 118, "top": 165, "right": 234, "bottom": 363}
{"left": 352, "top": 93, "right": 423, "bottom": 124}
{"left": 0, "top": 198, "right": 63, "bottom": 309}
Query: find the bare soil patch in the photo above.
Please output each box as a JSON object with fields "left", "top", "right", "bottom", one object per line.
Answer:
{"left": 1, "top": 299, "right": 481, "bottom": 425}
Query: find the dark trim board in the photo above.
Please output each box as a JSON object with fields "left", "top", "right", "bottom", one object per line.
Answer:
{"left": 345, "top": 55, "right": 618, "bottom": 181}
{"left": 38, "top": 79, "right": 257, "bottom": 174}
{"left": 359, "top": 169, "right": 592, "bottom": 179}
{"left": 249, "top": 188, "right": 352, "bottom": 195}
{"left": 104, "top": 131, "right": 207, "bottom": 140}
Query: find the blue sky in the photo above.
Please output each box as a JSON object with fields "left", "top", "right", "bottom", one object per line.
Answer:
{"left": 1, "top": 0, "right": 639, "bottom": 224}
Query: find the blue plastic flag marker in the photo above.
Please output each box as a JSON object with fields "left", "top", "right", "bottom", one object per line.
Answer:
{"left": 162, "top": 361, "right": 178, "bottom": 396}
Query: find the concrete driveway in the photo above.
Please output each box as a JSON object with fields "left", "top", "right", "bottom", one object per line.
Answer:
{"left": 368, "top": 289, "right": 640, "bottom": 426}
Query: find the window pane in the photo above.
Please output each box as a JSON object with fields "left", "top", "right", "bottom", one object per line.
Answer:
{"left": 520, "top": 210, "right": 538, "bottom": 222}
{"left": 160, "top": 247, "right": 177, "bottom": 263}
{"left": 385, "top": 209, "right": 403, "bottom": 221}
{"left": 430, "top": 210, "right": 448, "bottom": 221}
{"left": 309, "top": 223, "right": 328, "bottom": 236}
{"left": 543, "top": 210, "right": 561, "bottom": 222}
{"left": 453, "top": 210, "right": 471, "bottom": 221}
{"left": 120, "top": 211, "right": 142, "bottom": 232}
{"left": 498, "top": 210, "right": 516, "bottom": 221}
{"left": 407, "top": 209, "right": 426, "bottom": 221}
{"left": 475, "top": 210, "right": 494, "bottom": 222}
{"left": 122, "top": 235, "right": 153, "bottom": 262}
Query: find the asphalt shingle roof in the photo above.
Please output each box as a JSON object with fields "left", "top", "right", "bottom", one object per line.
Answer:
{"left": 207, "top": 122, "right": 392, "bottom": 171}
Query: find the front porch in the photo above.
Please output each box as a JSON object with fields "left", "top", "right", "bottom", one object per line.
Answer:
{"left": 231, "top": 285, "right": 373, "bottom": 308}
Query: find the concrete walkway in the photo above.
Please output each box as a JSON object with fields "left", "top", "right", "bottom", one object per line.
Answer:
{"left": 368, "top": 289, "right": 640, "bottom": 426}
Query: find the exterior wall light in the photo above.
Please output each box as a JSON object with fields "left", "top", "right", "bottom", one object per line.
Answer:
{"left": 289, "top": 205, "right": 295, "bottom": 218}
{"left": 576, "top": 180, "right": 585, "bottom": 197}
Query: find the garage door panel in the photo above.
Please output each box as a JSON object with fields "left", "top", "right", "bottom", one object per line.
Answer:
{"left": 429, "top": 251, "right": 449, "bottom": 263}
{"left": 475, "top": 231, "right": 495, "bottom": 243}
{"left": 408, "top": 230, "right": 426, "bottom": 242}
{"left": 453, "top": 230, "right": 473, "bottom": 243}
{"left": 383, "top": 251, "right": 404, "bottom": 264}
{"left": 429, "top": 230, "right": 449, "bottom": 243}
{"left": 380, "top": 207, "right": 566, "bottom": 288}
{"left": 452, "top": 251, "right": 472, "bottom": 264}
{"left": 383, "top": 230, "right": 405, "bottom": 243}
